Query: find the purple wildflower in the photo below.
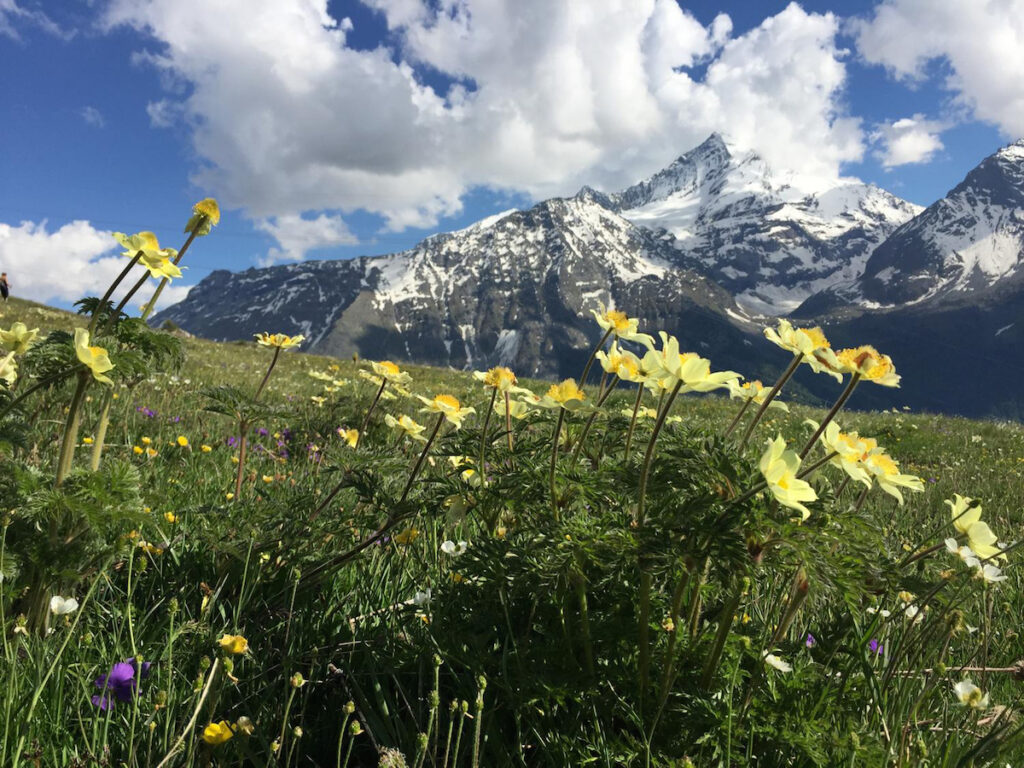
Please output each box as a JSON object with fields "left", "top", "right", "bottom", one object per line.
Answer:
{"left": 91, "top": 658, "right": 152, "bottom": 710}
{"left": 226, "top": 436, "right": 239, "bottom": 447}
{"left": 805, "top": 633, "right": 816, "bottom": 648}
{"left": 868, "top": 639, "right": 883, "bottom": 655}
{"left": 135, "top": 406, "right": 156, "bottom": 419}
{"left": 256, "top": 427, "right": 269, "bottom": 437}
{"left": 167, "top": 415, "right": 181, "bottom": 424}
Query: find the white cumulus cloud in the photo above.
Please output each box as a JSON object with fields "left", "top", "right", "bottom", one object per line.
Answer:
{"left": 102, "top": 0, "right": 865, "bottom": 242}
{"left": 255, "top": 213, "right": 359, "bottom": 266}
{"left": 854, "top": 0, "right": 1024, "bottom": 138}
{"left": 81, "top": 106, "right": 106, "bottom": 128}
{"left": 0, "top": 220, "right": 191, "bottom": 311}
{"left": 872, "top": 115, "right": 946, "bottom": 167}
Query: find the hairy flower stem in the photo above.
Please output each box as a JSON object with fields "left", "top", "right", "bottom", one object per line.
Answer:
{"left": 636, "top": 380, "right": 683, "bottom": 528}
{"left": 799, "top": 374, "right": 861, "bottom": 459}
{"left": 504, "top": 392, "right": 514, "bottom": 451}
{"left": 637, "top": 568, "right": 652, "bottom": 723}
{"left": 89, "top": 389, "right": 114, "bottom": 471}
{"left": 795, "top": 451, "right": 839, "bottom": 480}
{"left": 55, "top": 371, "right": 90, "bottom": 486}
{"left": 573, "top": 573, "right": 596, "bottom": 678}
{"left": 234, "top": 347, "right": 281, "bottom": 501}
{"left": 722, "top": 397, "right": 752, "bottom": 439}
{"left": 648, "top": 564, "right": 694, "bottom": 740}
{"left": 471, "top": 677, "right": 486, "bottom": 768}
{"left": 153, "top": 658, "right": 221, "bottom": 768}
{"left": 477, "top": 388, "right": 498, "bottom": 487}
{"left": 624, "top": 383, "right": 645, "bottom": 456}
{"left": 355, "top": 379, "right": 387, "bottom": 448}
{"left": 578, "top": 328, "right": 612, "bottom": 389}
{"left": 571, "top": 374, "right": 618, "bottom": 464}
{"left": 139, "top": 225, "right": 202, "bottom": 321}
{"left": 549, "top": 408, "right": 566, "bottom": 519}
{"left": 401, "top": 413, "right": 445, "bottom": 503}
{"left": 738, "top": 354, "right": 802, "bottom": 450}
{"left": 699, "top": 579, "right": 745, "bottom": 690}
{"left": 88, "top": 251, "right": 144, "bottom": 336}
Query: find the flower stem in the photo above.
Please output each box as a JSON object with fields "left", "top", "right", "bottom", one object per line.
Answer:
{"left": 571, "top": 374, "right": 618, "bottom": 465}
{"left": 722, "top": 397, "right": 752, "bottom": 439}
{"left": 738, "top": 355, "right": 802, "bottom": 450}
{"left": 55, "top": 371, "right": 90, "bottom": 486}
{"left": 234, "top": 421, "right": 249, "bottom": 501}
{"left": 153, "top": 658, "right": 221, "bottom": 768}
{"left": 549, "top": 408, "right": 566, "bottom": 519}
{"left": 699, "top": 579, "right": 744, "bottom": 690}
{"left": 254, "top": 346, "right": 281, "bottom": 402}
{"left": 356, "top": 379, "right": 387, "bottom": 447}
{"left": 795, "top": 451, "right": 839, "bottom": 480}
{"left": 504, "top": 392, "right": 513, "bottom": 451}
{"left": 477, "top": 388, "right": 497, "bottom": 488}
{"left": 89, "top": 389, "right": 114, "bottom": 472}
{"left": 88, "top": 251, "right": 144, "bottom": 336}
{"left": 578, "top": 328, "right": 612, "bottom": 389}
{"left": 624, "top": 383, "right": 645, "bottom": 456}
{"left": 799, "top": 374, "right": 861, "bottom": 459}
{"left": 400, "top": 413, "right": 445, "bottom": 503}
{"left": 636, "top": 380, "right": 683, "bottom": 528}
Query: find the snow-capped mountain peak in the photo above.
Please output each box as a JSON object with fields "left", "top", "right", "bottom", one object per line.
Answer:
{"left": 609, "top": 135, "right": 921, "bottom": 314}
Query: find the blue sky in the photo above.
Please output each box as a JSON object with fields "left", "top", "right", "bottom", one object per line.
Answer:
{"left": 0, "top": 0, "right": 1020, "bottom": 309}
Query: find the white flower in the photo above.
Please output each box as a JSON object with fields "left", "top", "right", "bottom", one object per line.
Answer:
{"left": 866, "top": 606, "right": 891, "bottom": 618}
{"left": 762, "top": 652, "right": 792, "bottom": 673}
{"left": 412, "top": 588, "right": 432, "bottom": 607}
{"left": 49, "top": 596, "right": 79, "bottom": 616}
{"left": 904, "top": 605, "right": 923, "bottom": 623}
{"left": 978, "top": 563, "right": 1008, "bottom": 583}
{"left": 440, "top": 540, "right": 468, "bottom": 556}
{"left": 953, "top": 679, "right": 989, "bottom": 709}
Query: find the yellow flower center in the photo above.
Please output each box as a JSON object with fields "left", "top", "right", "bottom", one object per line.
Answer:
{"left": 546, "top": 379, "right": 585, "bottom": 403}
{"left": 434, "top": 394, "right": 461, "bottom": 410}
{"left": 379, "top": 361, "right": 400, "bottom": 375}
{"left": 483, "top": 366, "right": 516, "bottom": 389}
{"left": 606, "top": 310, "right": 630, "bottom": 334}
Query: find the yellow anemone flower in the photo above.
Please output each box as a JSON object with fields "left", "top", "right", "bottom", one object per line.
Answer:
{"left": 112, "top": 231, "right": 181, "bottom": 280}
{"left": 73, "top": 328, "right": 115, "bottom": 385}
{"left": 176, "top": 435, "right": 189, "bottom": 447}
{"left": 759, "top": 435, "right": 817, "bottom": 520}
{"left": 185, "top": 197, "right": 221, "bottom": 236}
{"left": 254, "top": 332, "right": 304, "bottom": 349}
{"left": 384, "top": 414, "right": 428, "bottom": 442}
{"left": 0, "top": 322, "right": 40, "bottom": 354}
{"left": 537, "top": 379, "right": 589, "bottom": 411}
{"left": 339, "top": 428, "right": 359, "bottom": 448}
{"left": 727, "top": 379, "right": 789, "bottom": 411}
{"left": 946, "top": 494, "right": 983, "bottom": 535}
{"left": 764, "top": 319, "right": 844, "bottom": 382}
{"left": 202, "top": 720, "right": 235, "bottom": 746}
{"left": 498, "top": 397, "right": 535, "bottom": 420}
{"left": 862, "top": 451, "right": 924, "bottom": 505}
{"left": 417, "top": 394, "right": 476, "bottom": 429}
{"left": 641, "top": 332, "right": 739, "bottom": 394}
{"left": 837, "top": 345, "right": 900, "bottom": 387}
{"left": 218, "top": 634, "right": 249, "bottom": 655}
{"left": 806, "top": 420, "right": 874, "bottom": 486}
{"left": 0, "top": 352, "right": 17, "bottom": 386}
{"left": 595, "top": 342, "right": 646, "bottom": 383}
{"left": 590, "top": 305, "right": 655, "bottom": 347}
{"left": 473, "top": 366, "right": 521, "bottom": 392}
{"left": 965, "top": 520, "right": 1005, "bottom": 561}
{"left": 369, "top": 360, "right": 412, "bottom": 386}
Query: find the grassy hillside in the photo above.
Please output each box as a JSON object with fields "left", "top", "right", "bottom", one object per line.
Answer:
{"left": 2, "top": 293, "right": 1024, "bottom": 766}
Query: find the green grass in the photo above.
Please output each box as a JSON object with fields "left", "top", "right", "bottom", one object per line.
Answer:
{"left": 2, "top": 293, "right": 1024, "bottom": 767}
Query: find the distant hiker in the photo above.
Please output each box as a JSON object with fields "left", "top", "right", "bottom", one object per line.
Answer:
{"left": 0, "top": 273, "right": 8, "bottom": 301}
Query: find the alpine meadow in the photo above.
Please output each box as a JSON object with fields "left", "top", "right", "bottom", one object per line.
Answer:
{"left": 3, "top": 199, "right": 1024, "bottom": 768}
